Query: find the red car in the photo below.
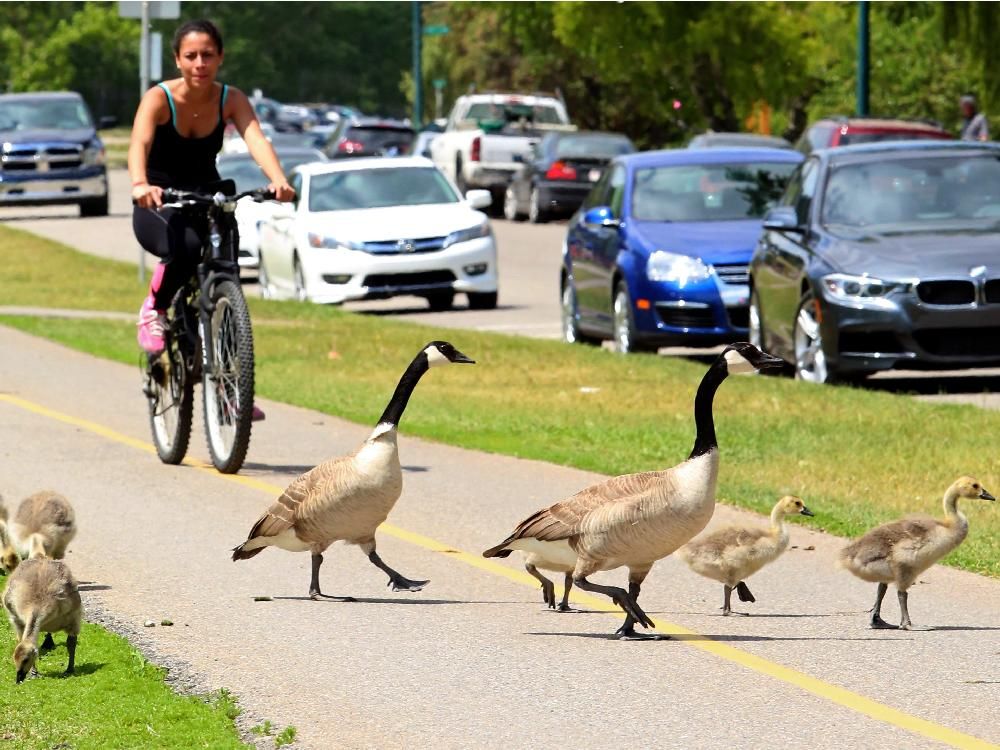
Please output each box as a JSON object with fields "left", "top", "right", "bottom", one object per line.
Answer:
{"left": 796, "top": 116, "right": 952, "bottom": 156}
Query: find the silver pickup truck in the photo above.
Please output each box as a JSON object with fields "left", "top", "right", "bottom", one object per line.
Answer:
{"left": 0, "top": 91, "right": 112, "bottom": 217}
{"left": 430, "top": 92, "right": 573, "bottom": 206}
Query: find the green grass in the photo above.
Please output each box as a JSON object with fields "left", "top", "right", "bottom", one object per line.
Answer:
{"left": 0, "top": 592, "right": 251, "bottom": 749}
{"left": 1, "top": 224, "right": 998, "bottom": 576}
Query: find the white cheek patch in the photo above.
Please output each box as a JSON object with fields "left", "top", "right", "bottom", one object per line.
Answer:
{"left": 425, "top": 346, "right": 450, "bottom": 368}
{"left": 724, "top": 349, "right": 756, "bottom": 374}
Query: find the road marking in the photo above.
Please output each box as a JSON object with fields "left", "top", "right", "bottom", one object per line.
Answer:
{"left": 1, "top": 391, "right": 996, "bottom": 750}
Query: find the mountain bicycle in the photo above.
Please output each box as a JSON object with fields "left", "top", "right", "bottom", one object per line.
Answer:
{"left": 142, "top": 185, "right": 274, "bottom": 474}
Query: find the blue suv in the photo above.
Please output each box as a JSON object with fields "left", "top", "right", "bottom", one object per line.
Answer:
{"left": 560, "top": 147, "right": 802, "bottom": 352}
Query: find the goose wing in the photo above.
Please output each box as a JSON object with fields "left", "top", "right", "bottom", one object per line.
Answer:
{"left": 485, "top": 472, "right": 662, "bottom": 556}
{"left": 682, "top": 525, "right": 771, "bottom": 559}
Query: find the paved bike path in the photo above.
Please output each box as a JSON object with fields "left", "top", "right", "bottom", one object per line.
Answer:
{"left": 0, "top": 324, "right": 998, "bottom": 749}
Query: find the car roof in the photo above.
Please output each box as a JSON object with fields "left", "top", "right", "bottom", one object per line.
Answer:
{"left": 816, "top": 139, "right": 1000, "bottom": 163}
{"left": 689, "top": 132, "right": 792, "bottom": 148}
{"left": 348, "top": 117, "right": 414, "bottom": 131}
{"left": 0, "top": 91, "right": 84, "bottom": 102}
{"left": 618, "top": 146, "right": 804, "bottom": 168}
{"left": 298, "top": 155, "right": 436, "bottom": 176}
{"left": 813, "top": 116, "right": 950, "bottom": 134}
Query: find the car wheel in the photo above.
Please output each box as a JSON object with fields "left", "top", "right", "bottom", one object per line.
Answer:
{"left": 503, "top": 186, "right": 524, "bottom": 222}
{"left": 561, "top": 280, "right": 599, "bottom": 345}
{"left": 748, "top": 288, "right": 784, "bottom": 375}
{"left": 426, "top": 291, "right": 455, "bottom": 311}
{"left": 467, "top": 291, "right": 498, "bottom": 310}
{"left": 528, "top": 187, "right": 548, "bottom": 224}
{"left": 258, "top": 256, "right": 274, "bottom": 300}
{"left": 79, "top": 195, "right": 109, "bottom": 217}
{"left": 293, "top": 256, "right": 308, "bottom": 302}
{"left": 793, "top": 290, "right": 834, "bottom": 383}
{"left": 613, "top": 282, "right": 651, "bottom": 354}
{"left": 455, "top": 157, "right": 467, "bottom": 194}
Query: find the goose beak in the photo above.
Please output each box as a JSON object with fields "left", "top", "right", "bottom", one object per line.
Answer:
{"left": 754, "top": 351, "right": 785, "bottom": 371}
{"left": 980, "top": 488, "right": 995, "bottom": 501}
{"left": 800, "top": 506, "right": 815, "bottom": 517}
{"left": 450, "top": 350, "right": 476, "bottom": 364}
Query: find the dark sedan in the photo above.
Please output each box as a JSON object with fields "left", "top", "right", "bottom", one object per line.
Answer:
{"left": 749, "top": 140, "right": 1000, "bottom": 383}
{"left": 503, "top": 130, "right": 634, "bottom": 223}
{"left": 320, "top": 117, "right": 415, "bottom": 159}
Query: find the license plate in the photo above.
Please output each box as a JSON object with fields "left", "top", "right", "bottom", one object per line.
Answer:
{"left": 588, "top": 169, "right": 601, "bottom": 182}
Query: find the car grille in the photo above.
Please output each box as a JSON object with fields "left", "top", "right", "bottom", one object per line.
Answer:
{"left": 362, "top": 270, "right": 456, "bottom": 290}
{"left": 839, "top": 331, "right": 905, "bottom": 354}
{"left": 726, "top": 306, "right": 749, "bottom": 329}
{"left": 984, "top": 279, "right": 1000, "bottom": 304}
{"left": 917, "top": 280, "right": 976, "bottom": 305}
{"left": 914, "top": 327, "right": 1000, "bottom": 357}
{"left": 655, "top": 304, "right": 716, "bottom": 329}
{"left": 714, "top": 264, "right": 749, "bottom": 285}
{"left": 0, "top": 144, "right": 84, "bottom": 172}
{"left": 361, "top": 236, "right": 447, "bottom": 255}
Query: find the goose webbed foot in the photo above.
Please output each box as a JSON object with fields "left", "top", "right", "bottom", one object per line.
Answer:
{"left": 308, "top": 552, "right": 356, "bottom": 601}
{"left": 40, "top": 633, "right": 55, "bottom": 651}
{"left": 386, "top": 574, "right": 429, "bottom": 593}
{"left": 615, "top": 622, "right": 669, "bottom": 641}
{"left": 574, "top": 577, "right": 655, "bottom": 631}
{"left": 309, "top": 589, "right": 356, "bottom": 602}
{"left": 720, "top": 606, "right": 751, "bottom": 617}
{"left": 556, "top": 602, "right": 577, "bottom": 613}
{"left": 868, "top": 614, "right": 897, "bottom": 629}
{"left": 868, "top": 582, "right": 895, "bottom": 629}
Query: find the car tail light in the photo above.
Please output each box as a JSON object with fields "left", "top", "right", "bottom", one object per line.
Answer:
{"left": 471, "top": 136, "right": 481, "bottom": 162}
{"left": 338, "top": 139, "right": 365, "bottom": 154}
{"left": 545, "top": 161, "right": 577, "bottom": 180}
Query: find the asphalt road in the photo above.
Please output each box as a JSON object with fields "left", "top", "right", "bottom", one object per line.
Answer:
{"left": 3, "top": 168, "right": 1000, "bottom": 409}
{"left": 1, "top": 325, "right": 998, "bottom": 749}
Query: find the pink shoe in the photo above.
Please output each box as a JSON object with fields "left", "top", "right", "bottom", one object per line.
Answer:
{"left": 251, "top": 405, "right": 266, "bottom": 422}
{"left": 137, "top": 296, "right": 167, "bottom": 355}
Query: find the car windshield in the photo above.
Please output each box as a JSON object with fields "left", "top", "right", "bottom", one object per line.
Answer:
{"left": 0, "top": 98, "right": 92, "bottom": 131}
{"left": 631, "top": 162, "right": 799, "bottom": 222}
{"left": 554, "top": 134, "right": 632, "bottom": 159}
{"left": 838, "top": 131, "right": 947, "bottom": 146}
{"left": 821, "top": 153, "right": 1000, "bottom": 229}
{"left": 348, "top": 126, "right": 414, "bottom": 155}
{"left": 465, "top": 101, "right": 564, "bottom": 126}
{"left": 309, "top": 166, "right": 458, "bottom": 211}
{"left": 219, "top": 153, "right": 323, "bottom": 192}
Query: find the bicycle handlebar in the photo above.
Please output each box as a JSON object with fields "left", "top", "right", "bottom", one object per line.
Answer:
{"left": 159, "top": 187, "right": 276, "bottom": 208}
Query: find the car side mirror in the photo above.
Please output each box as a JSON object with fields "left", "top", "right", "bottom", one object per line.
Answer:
{"left": 98, "top": 115, "right": 118, "bottom": 130}
{"left": 583, "top": 205, "right": 620, "bottom": 228}
{"left": 465, "top": 189, "right": 492, "bottom": 210}
{"left": 762, "top": 206, "right": 802, "bottom": 232}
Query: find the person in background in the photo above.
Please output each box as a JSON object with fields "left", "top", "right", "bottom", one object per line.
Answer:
{"left": 959, "top": 93, "right": 990, "bottom": 141}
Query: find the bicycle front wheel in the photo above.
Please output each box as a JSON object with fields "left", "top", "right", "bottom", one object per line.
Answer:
{"left": 202, "top": 279, "right": 255, "bottom": 473}
{"left": 147, "top": 328, "right": 194, "bottom": 465}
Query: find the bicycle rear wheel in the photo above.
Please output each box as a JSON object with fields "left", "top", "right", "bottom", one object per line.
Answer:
{"left": 202, "top": 279, "right": 255, "bottom": 474}
{"left": 146, "top": 326, "right": 194, "bottom": 464}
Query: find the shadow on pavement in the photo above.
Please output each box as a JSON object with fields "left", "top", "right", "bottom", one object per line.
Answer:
{"left": 526, "top": 631, "right": 907, "bottom": 642}
{"left": 271, "top": 595, "right": 464, "bottom": 605}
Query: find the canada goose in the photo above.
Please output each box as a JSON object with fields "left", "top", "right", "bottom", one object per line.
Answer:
{"left": 10, "top": 491, "right": 78, "bottom": 564}
{"left": 838, "top": 476, "right": 994, "bottom": 630}
{"left": 677, "top": 495, "right": 814, "bottom": 615}
{"left": 483, "top": 342, "right": 783, "bottom": 639}
{"left": 232, "top": 341, "right": 475, "bottom": 599}
{"left": 3, "top": 557, "right": 82, "bottom": 683}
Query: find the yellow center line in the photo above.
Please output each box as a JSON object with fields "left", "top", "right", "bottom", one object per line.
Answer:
{"left": 1, "top": 392, "right": 996, "bottom": 750}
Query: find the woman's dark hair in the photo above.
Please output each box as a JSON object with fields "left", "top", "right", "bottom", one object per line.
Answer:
{"left": 172, "top": 19, "right": 223, "bottom": 56}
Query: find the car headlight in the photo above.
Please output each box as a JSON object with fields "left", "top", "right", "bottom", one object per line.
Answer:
{"left": 81, "top": 139, "right": 105, "bottom": 166}
{"left": 646, "top": 250, "right": 711, "bottom": 286}
{"left": 821, "top": 273, "right": 910, "bottom": 310}
{"left": 443, "top": 220, "right": 491, "bottom": 248}
{"left": 307, "top": 232, "right": 362, "bottom": 250}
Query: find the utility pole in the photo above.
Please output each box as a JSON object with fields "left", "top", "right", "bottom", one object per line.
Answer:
{"left": 139, "top": 0, "right": 150, "bottom": 99}
{"left": 856, "top": 1, "right": 870, "bottom": 116}
{"left": 412, "top": 1, "right": 423, "bottom": 129}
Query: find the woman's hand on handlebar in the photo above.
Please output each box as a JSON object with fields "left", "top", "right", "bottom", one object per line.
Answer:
{"left": 132, "top": 183, "right": 164, "bottom": 209}
{"left": 268, "top": 180, "right": 295, "bottom": 202}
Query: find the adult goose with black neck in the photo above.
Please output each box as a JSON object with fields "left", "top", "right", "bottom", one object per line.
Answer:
{"left": 483, "top": 342, "right": 783, "bottom": 639}
{"left": 232, "top": 341, "right": 475, "bottom": 599}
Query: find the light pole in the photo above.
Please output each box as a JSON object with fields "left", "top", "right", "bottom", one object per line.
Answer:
{"left": 857, "top": 1, "right": 870, "bottom": 116}
{"left": 412, "top": 1, "right": 423, "bottom": 129}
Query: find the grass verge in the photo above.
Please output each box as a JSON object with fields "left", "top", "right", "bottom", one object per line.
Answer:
{"left": 0, "top": 586, "right": 250, "bottom": 749}
{"left": 0, "top": 224, "right": 998, "bottom": 577}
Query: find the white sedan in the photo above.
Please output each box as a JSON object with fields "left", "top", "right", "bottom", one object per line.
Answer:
{"left": 257, "top": 157, "right": 498, "bottom": 309}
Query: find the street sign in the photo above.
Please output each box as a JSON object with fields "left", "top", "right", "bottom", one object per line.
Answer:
{"left": 432, "top": 78, "right": 446, "bottom": 89}
{"left": 424, "top": 24, "right": 449, "bottom": 35}
{"left": 118, "top": 1, "right": 180, "bottom": 19}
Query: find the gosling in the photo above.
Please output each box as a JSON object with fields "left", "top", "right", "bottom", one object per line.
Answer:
{"left": 0, "top": 493, "right": 17, "bottom": 574}
{"left": 10, "top": 491, "right": 78, "bottom": 564}
{"left": 838, "top": 476, "right": 994, "bottom": 630}
{"left": 677, "top": 495, "right": 814, "bottom": 615}
{"left": 3, "top": 557, "right": 82, "bottom": 682}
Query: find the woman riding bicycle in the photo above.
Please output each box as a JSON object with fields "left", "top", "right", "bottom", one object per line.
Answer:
{"left": 129, "top": 19, "right": 294, "bottom": 359}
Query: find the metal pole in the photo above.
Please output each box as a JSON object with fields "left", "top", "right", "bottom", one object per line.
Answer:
{"left": 856, "top": 1, "right": 870, "bottom": 116}
{"left": 138, "top": 1, "right": 150, "bottom": 282}
{"left": 412, "top": 1, "right": 423, "bottom": 129}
